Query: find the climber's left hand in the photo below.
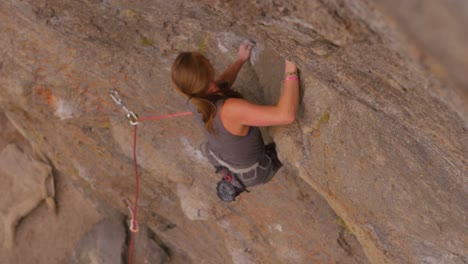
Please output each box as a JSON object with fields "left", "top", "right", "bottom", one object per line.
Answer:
{"left": 237, "top": 40, "right": 254, "bottom": 62}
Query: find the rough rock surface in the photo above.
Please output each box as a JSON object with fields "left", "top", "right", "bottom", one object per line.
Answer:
{"left": 0, "top": 111, "right": 170, "bottom": 264}
{"left": 69, "top": 219, "right": 126, "bottom": 264}
{"left": 72, "top": 217, "right": 171, "bottom": 264}
{"left": 0, "top": 0, "right": 466, "bottom": 264}
{"left": 0, "top": 143, "right": 55, "bottom": 249}
{"left": 0, "top": 111, "right": 104, "bottom": 264}
{"left": 132, "top": 225, "right": 171, "bottom": 264}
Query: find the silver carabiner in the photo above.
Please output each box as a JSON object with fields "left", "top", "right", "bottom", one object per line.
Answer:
{"left": 127, "top": 112, "right": 139, "bottom": 126}
{"left": 110, "top": 89, "right": 139, "bottom": 126}
{"left": 124, "top": 198, "right": 139, "bottom": 233}
{"left": 110, "top": 89, "right": 123, "bottom": 106}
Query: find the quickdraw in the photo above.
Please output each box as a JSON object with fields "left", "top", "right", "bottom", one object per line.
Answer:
{"left": 124, "top": 198, "right": 139, "bottom": 233}
{"left": 109, "top": 89, "right": 191, "bottom": 264}
{"left": 110, "top": 89, "right": 139, "bottom": 125}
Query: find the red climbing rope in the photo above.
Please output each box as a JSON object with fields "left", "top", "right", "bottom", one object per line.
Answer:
{"left": 109, "top": 89, "right": 193, "bottom": 264}
{"left": 126, "top": 111, "right": 192, "bottom": 264}
{"left": 127, "top": 124, "right": 139, "bottom": 264}
{"left": 137, "top": 111, "right": 192, "bottom": 122}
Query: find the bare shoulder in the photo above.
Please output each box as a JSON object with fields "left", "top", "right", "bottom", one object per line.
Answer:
{"left": 222, "top": 97, "right": 292, "bottom": 127}
{"left": 221, "top": 98, "right": 241, "bottom": 117}
{"left": 220, "top": 98, "right": 251, "bottom": 135}
{"left": 222, "top": 98, "right": 252, "bottom": 116}
{"left": 223, "top": 97, "right": 248, "bottom": 107}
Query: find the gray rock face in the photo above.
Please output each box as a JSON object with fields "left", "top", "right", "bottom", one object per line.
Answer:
{"left": 68, "top": 219, "right": 168, "bottom": 264}
{"left": 69, "top": 219, "right": 125, "bottom": 264}
{"left": 133, "top": 225, "right": 170, "bottom": 264}
{"left": 0, "top": 0, "right": 466, "bottom": 264}
{"left": 0, "top": 143, "right": 55, "bottom": 249}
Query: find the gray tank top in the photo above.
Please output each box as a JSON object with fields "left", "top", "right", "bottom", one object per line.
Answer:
{"left": 187, "top": 98, "right": 265, "bottom": 167}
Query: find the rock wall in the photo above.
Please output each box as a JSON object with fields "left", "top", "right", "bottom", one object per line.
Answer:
{"left": 0, "top": 0, "right": 466, "bottom": 263}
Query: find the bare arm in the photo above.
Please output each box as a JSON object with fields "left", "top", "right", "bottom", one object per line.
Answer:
{"left": 277, "top": 60, "right": 300, "bottom": 123}
{"left": 221, "top": 60, "right": 299, "bottom": 134}
{"left": 215, "top": 40, "right": 253, "bottom": 88}
{"left": 215, "top": 59, "right": 245, "bottom": 88}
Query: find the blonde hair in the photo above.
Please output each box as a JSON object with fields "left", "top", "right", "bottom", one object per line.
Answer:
{"left": 171, "top": 52, "right": 242, "bottom": 134}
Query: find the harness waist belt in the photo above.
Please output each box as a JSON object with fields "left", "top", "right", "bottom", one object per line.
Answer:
{"left": 207, "top": 147, "right": 259, "bottom": 174}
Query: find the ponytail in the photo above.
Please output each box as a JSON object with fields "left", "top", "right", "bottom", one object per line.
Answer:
{"left": 171, "top": 52, "right": 243, "bottom": 134}
{"left": 189, "top": 96, "right": 217, "bottom": 134}
{"left": 190, "top": 89, "right": 243, "bottom": 134}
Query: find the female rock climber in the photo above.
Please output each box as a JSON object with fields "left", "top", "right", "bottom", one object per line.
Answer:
{"left": 171, "top": 40, "right": 299, "bottom": 201}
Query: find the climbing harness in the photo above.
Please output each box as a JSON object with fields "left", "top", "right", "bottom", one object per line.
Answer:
{"left": 109, "top": 89, "right": 191, "bottom": 264}
{"left": 202, "top": 142, "right": 276, "bottom": 192}
{"left": 215, "top": 166, "right": 249, "bottom": 202}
